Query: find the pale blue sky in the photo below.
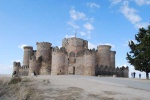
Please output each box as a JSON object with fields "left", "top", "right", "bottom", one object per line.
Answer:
{"left": 0, "top": 0, "right": 149, "bottom": 78}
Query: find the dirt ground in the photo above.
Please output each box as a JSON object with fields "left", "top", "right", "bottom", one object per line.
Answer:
{"left": 0, "top": 75, "right": 150, "bottom": 100}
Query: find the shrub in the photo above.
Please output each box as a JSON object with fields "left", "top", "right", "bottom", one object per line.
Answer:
{"left": 9, "top": 77, "right": 22, "bottom": 84}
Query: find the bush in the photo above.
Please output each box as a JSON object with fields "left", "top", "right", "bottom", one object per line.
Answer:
{"left": 9, "top": 77, "right": 22, "bottom": 84}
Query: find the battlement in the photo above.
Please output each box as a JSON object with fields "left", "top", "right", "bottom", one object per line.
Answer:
{"left": 36, "top": 42, "right": 52, "bottom": 46}
{"left": 110, "top": 51, "right": 116, "bottom": 54}
{"left": 21, "top": 65, "right": 29, "bottom": 69}
{"left": 30, "top": 55, "right": 42, "bottom": 63}
{"left": 52, "top": 46, "right": 66, "bottom": 53}
{"left": 84, "top": 49, "right": 95, "bottom": 55}
{"left": 23, "top": 46, "right": 33, "bottom": 50}
{"left": 97, "top": 45, "right": 111, "bottom": 50}
{"left": 13, "top": 61, "right": 21, "bottom": 66}
{"left": 116, "top": 66, "right": 129, "bottom": 70}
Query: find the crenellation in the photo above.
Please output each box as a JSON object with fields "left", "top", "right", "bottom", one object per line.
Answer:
{"left": 36, "top": 42, "right": 52, "bottom": 46}
{"left": 13, "top": 36, "right": 128, "bottom": 78}
{"left": 23, "top": 46, "right": 33, "bottom": 50}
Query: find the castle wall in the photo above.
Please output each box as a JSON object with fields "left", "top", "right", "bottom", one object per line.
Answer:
{"left": 84, "top": 50, "right": 95, "bottom": 76}
{"left": 40, "top": 61, "right": 51, "bottom": 75}
{"left": 23, "top": 46, "right": 33, "bottom": 66}
{"left": 29, "top": 56, "right": 41, "bottom": 75}
{"left": 19, "top": 65, "right": 29, "bottom": 76}
{"left": 97, "top": 45, "right": 111, "bottom": 67}
{"left": 110, "top": 51, "right": 116, "bottom": 68}
{"left": 62, "top": 37, "right": 88, "bottom": 54}
{"left": 13, "top": 37, "right": 123, "bottom": 77}
{"left": 36, "top": 42, "right": 51, "bottom": 62}
{"left": 51, "top": 47, "right": 66, "bottom": 75}
{"left": 75, "top": 52, "right": 84, "bottom": 75}
{"left": 64, "top": 55, "right": 69, "bottom": 74}
{"left": 13, "top": 62, "right": 21, "bottom": 76}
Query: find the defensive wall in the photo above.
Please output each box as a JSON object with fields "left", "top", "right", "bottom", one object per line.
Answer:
{"left": 12, "top": 36, "right": 129, "bottom": 77}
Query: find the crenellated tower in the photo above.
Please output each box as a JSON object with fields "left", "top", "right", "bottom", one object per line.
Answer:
{"left": 36, "top": 42, "right": 52, "bottom": 62}
{"left": 110, "top": 51, "right": 116, "bottom": 69}
{"left": 29, "top": 55, "right": 41, "bottom": 75}
{"left": 23, "top": 46, "right": 33, "bottom": 66}
{"left": 51, "top": 47, "right": 68, "bottom": 75}
{"left": 13, "top": 61, "right": 21, "bottom": 77}
{"left": 84, "top": 49, "right": 96, "bottom": 76}
{"left": 97, "top": 45, "right": 111, "bottom": 67}
{"left": 62, "top": 37, "right": 88, "bottom": 54}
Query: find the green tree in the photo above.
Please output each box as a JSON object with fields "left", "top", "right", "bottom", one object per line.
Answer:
{"left": 126, "top": 25, "right": 150, "bottom": 79}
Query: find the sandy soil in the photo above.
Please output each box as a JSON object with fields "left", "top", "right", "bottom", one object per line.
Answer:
{"left": 0, "top": 75, "right": 150, "bottom": 100}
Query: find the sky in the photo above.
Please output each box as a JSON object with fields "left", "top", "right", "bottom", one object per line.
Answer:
{"left": 0, "top": 0, "right": 149, "bottom": 78}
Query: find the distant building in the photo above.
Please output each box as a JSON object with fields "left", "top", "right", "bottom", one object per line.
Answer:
{"left": 12, "top": 36, "right": 128, "bottom": 77}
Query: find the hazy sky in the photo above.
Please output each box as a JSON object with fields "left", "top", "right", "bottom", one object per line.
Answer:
{"left": 0, "top": 0, "right": 149, "bottom": 78}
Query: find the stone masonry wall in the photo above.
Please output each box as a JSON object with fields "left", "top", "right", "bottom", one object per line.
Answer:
{"left": 62, "top": 37, "right": 88, "bottom": 54}
{"left": 110, "top": 51, "right": 116, "bottom": 69}
{"left": 84, "top": 50, "right": 95, "bottom": 76}
{"left": 23, "top": 46, "right": 33, "bottom": 66}
{"left": 97, "top": 45, "right": 111, "bottom": 67}
{"left": 51, "top": 47, "right": 66, "bottom": 75}
{"left": 36, "top": 42, "right": 51, "bottom": 62}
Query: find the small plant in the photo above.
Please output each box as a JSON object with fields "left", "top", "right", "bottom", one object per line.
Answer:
{"left": 8, "top": 77, "right": 22, "bottom": 84}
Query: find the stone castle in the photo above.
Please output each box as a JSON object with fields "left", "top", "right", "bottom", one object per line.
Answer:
{"left": 13, "top": 36, "right": 128, "bottom": 77}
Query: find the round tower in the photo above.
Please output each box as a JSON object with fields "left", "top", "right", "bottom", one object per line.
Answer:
{"left": 97, "top": 45, "right": 111, "bottom": 67}
{"left": 110, "top": 51, "right": 116, "bottom": 69}
{"left": 62, "top": 37, "right": 88, "bottom": 54}
{"left": 29, "top": 55, "right": 41, "bottom": 75}
{"left": 36, "top": 42, "right": 52, "bottom": 62}
{"left": 23, "top": 46, "right": 33, "bottom": 66}
{"left": 51, "top": 47, "right": 66, "bottom": 75}
{"left": 84, "top": 49, "right": 95, "bottom": 76}
{"left": 13, "top": 61, "right": 21, "bottom": 77}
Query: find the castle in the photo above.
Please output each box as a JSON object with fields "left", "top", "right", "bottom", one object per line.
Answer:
{"left": 13, "top": 36, "right": 128, "bottom": 77}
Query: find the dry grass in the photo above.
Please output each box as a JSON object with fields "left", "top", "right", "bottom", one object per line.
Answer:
{"left": 0, "top": 76, "right": 43, "bottom": 100}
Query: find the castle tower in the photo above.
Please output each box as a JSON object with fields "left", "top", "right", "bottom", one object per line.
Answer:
{"left": 23, "top": 46, "right": 33, "bottom": 66}
{"left": 29, "top": 55, "right": 41, "bottom": 75}
{"left": 110, "top": 51, "right": 116, "bottom": 69}
{"left": 84, "top": 49, "right": 95, "bottom": 76}
{"left": 13, "top": 61, "right": 21, "bottom": 77}
{"left": 51, "top": 47, "right": 67, "bottom": 75}
{"left": 62, "top": 37, "right": 88, "bottom": 54}
{"left": 97, "top": 45, "right": 111, "bottom": 67}
{"left": 36, "top": 42, "right": 52, "bottom": 62}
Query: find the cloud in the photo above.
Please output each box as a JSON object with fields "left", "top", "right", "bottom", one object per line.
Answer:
{"left": 88, "top": 42, "right": 115, "bottom": 49}
{"left": 80, "top": 31, "right": 86, "bottom": 36}
{"left": 120, "top": 1, "right": 141, "bottom": 24}
{"left": 134, "top": 0, "right": 150, "bottom": 6}
{"left": 65, "top": 34, "right": 75, "bottom": 38}
{"left": 83, "top": 22, "right": 94, "bottom": 31}
{"left": 110, "top": 0, "right": 122, "bottom": 5}
{"left": 18, "top": 44, "right": 27, "bottom": 50}
{"left": 99, "top": 43, "right": 115, "bottom": 48}
{"left": 123, "top": 39, "right": 138, "bottom": 47}
{"left": 69, "top": 9, "right": 88, "bottom": 20}
{"left": 67, "top": 21, "right": 80, "bottom": 29}
{"left": 135, "top": 22, "right": 149, "bottom": 28}
{"left": 11, "top": 60, "right": 21, "bottom": 63}
{"left": 67, "top": 8, "right": 95, "bottom": 39}
{"left": 88, "top": 42, "right": 97, "bottom": 49}
{"left": 87, "top": 2, "right": 100, "bottom": 8}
